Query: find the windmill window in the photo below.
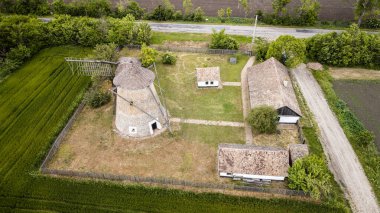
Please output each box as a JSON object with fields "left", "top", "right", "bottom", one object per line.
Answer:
{"left": 129, "top": 127, "right": 137, "bottom": 134}
{"left": 130, "top": 101, "right": 133, "bottom": 106}
{"left": 210, "top": 81, "right": 214, "bottom": 85}
{"left": 205, "top": 81, "right": 209, "bottom": 85}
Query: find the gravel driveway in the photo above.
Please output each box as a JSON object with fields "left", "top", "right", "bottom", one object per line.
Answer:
{"left": 292, "top": 64, "right": 379, "bottom": 213}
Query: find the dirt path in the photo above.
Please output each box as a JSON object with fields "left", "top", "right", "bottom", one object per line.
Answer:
{"left": 170, "top": 118, "right": 244, "bottom": 127}
{"left": 293, "top": 64, "right": 380, "bottom": 213}
{"left": 329, "top": 67, "right": 380, "bottom": 80}
{"left": 241, "top": 57, "right": 255, "bottom": 144}
{"left": 222, "top": 82, "right": 241, "bottom": 86}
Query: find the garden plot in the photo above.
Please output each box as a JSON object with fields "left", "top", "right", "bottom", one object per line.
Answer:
{"left": 329, "top": 67, "right": 380, "bottom": 80}
{"left": 48, "top": 99, "right": 245, "bottom": 184}
{"left": 333, "top": 80, "right": 380, "bottom": 150}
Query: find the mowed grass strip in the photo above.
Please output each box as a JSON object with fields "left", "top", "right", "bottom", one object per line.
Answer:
{"left": 0, "top": 46, "right": 344, "bottom": 212}
{"left": 156, "top": 53, "right": 245, "bottom": 122}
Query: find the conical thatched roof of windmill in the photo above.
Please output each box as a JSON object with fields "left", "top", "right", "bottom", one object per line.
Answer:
{"left": 113, "top": 57, "right": 155, "bottom": 90}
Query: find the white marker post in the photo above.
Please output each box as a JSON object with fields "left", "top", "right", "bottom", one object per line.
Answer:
{"left": 252, "top": 15, "right": 258, "bottom": 43}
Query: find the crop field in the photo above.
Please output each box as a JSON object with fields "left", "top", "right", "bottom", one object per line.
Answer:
{"left": 0, "top": 46, "right": 344, "bottom": 212}
{"left": 333, "top": 80, "right": 380, "bottom": 150}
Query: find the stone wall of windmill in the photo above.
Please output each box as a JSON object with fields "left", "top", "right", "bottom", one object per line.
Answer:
{"left": 113, "top": 57, "right": 168, "bottom": 138}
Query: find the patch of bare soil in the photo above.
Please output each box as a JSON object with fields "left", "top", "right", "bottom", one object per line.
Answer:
{"left": 48, "top": 101, "right": 228, "bottom": 184}
{"left": 252, "top": 125, "right": 299, "bottom": 148}
{"left": 329, "top": 67, "right": 380, "bottom": 80}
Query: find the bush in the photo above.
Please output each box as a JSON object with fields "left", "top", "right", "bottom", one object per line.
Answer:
{"left": 6, "top": 44, "right": 32, "bottom": 62}
{"left": 266, "top": 35, "right": 306, "bottom": 67}
{"left": 149, "top": 5, "right": 174, "bottom": 21}
{"left": 140, "top": 44, "right": 157, "bottom": 67}
{"left": 85, "top": 89, "right": 111, "bottom": 108}
{"left": 192, "top": 7, "right": 205, "bottom": 22}
{"left": 306, "top": 24, "right": 380, "bottom": 67}
{"left": 247, "top": 105, "right": 278, "bottom": 134}
{"left": 126, "top": 1, "right": 145, "bottom": 19}
{"left": 93, "top": 43, "right": 118, "bottom": 61}
{"left": 288, "top": 155, "right": 333, "bottom": 199}
{"left": 297, "top": 0, "right": 320, "bottom": 26}
{"left": 210, "top": 29, "right": 239, "bottom": 50}
{"left": 136, "top": 22, "right": 152, "bottom": 45}
{"left": 161, "top": 53, "right": 176, "bottom": 65}
{"left": 252, "top": 37, "right": 269, "bottom": 61}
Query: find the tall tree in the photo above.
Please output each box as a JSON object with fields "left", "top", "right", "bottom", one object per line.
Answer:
{"left": 272, "top": 0, "right": 292, "bottom": 16}
{"left": 182, "top": 0, "right": 193, "bottom": 16}
{"left": 355, "top": 0, "right": 380, "bottom": 27}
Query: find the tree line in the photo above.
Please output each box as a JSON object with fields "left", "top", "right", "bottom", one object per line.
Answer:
{"left": 0, "top": 14, "right": 152, "bottom": 79}
{"left": 0, "top": 0, "right": 378, "bottom": 28}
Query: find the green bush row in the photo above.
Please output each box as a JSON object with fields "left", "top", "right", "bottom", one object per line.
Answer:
{"left": 0, "top": 14, "right": 152, "bottom": 79}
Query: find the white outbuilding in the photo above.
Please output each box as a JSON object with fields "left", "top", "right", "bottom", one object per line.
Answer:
{"left": 113, "top": 57, "right": 167, "bottom": 138}
{"left": 196, "top": 67, "right": 221, "bottom": 88}
{"left": 247, "top": 57, "right": 302, "bottom": 124}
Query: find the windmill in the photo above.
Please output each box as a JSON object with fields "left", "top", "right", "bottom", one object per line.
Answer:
{"left": 65, "top": 57, "right": 171, "bottom": 137}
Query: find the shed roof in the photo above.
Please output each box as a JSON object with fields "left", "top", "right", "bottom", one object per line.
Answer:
{"left": 196, "top": 67, "right": 220, "bottom": 82}
{"left": 289, "top": 144, "right": 309, "bottom": 164}
{"left": 218, "top": 144, "right": 289, "bottom": 177}
{"left": 113, "top": 57, "right": 155, "bottom": 90}
{"left": 247, "top": 58, "right": 301, "bottom": 116}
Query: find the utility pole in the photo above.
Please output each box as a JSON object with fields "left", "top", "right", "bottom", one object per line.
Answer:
{"left": 252, "top": 15, "right": 258, "bottom": 43}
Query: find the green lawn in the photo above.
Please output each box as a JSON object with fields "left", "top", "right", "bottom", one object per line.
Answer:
{"left": 0, "top": 46, "right": 345, "bottom": 212}
{"left": 152, "top": 31, "right": 252, "bottom": 45}
{"left": 155, "top": 53, "right": 246, "bottom": 121}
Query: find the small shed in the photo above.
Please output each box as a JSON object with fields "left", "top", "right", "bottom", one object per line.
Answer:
{"left": 218, "top": 144, "right": 289, "bottom": 181}
{"left": 247, "top": 57, "right": 302, "bottom": 124}
{"left": 196, "top": 67, "right": 221, "bottom": 88}
{"left": 289, "top": 144, "right": 309, "bottom": 165}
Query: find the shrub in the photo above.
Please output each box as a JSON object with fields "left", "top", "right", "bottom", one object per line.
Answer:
{"left": 247, "top": 105, "right": 278, "bottom": 134}
{"left": 210, "top": 29, "right": 240, "bottom": 50}
{"left": 161, "top": 53, "right": 176, "bottom": 65}
{"left": 288, "top": 155, "right": 333, "bottom": 199}
{"left": 192, "top": 7, "right": 205, "bottom": 22}
{"left": 140, "top": 44, "right": 157, "bottom": 67}
{"left": 217, "top": 8, "right": 226, "bottom": 23}
{"left": 85, "top": 89, "right": 111, "bottom": 108}
{"left": 306, "top": 24, "right": 380, "bottom": 67}
{"left": 126, "top": 1, "right": 145, "bottom": 19}
{"left": 93, "top": 43, "right": 118, "bottom": 61}
{"left": 252, "top": 37, "right": 269, "bottom": 61}
{"left": 136, "top": 22, "right": 152, "bottom": 45}
{"left": 266, "top": 35, "right": 306, "bottom": 67}
{"left": 149, "top": 5, "right": 174, "bottom": 21}
{"left": 6, "top": 44, "right": 32, "bottom": 62}
{"left": 173, "top": 10, "right": 183, "bottom": 20}
{"left": 297, "top": 0, "right": 320, "bottom": 26}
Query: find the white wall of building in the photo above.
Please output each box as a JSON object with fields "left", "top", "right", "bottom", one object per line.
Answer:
{"left": 220, "top": 172, "right": 285, "bottom": 181}
{"left": 197, "top": 80, "right": 219, "bottom": 88}
{"left": 279, "top": 116, "right": 300, "bottom": 124}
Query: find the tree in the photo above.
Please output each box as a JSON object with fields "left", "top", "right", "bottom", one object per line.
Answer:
{"left": 266, "top": 35, "right": 306, "bottom": 67}
{"left": 288, "top": 155, "right": 333, "bottom": 199}
{"left": 136, "top": 22, "right": 152, "bottom": 45}
{"left": 93, "top": 43, "right": 118, "bottom": 61}
{"left": 210, "top": 29, "right": 240, "bottom": 50}
{"left": 126, "top": 1, "right": 145, "bottom": 19}
{"left": 252, "top": 37, "right": 269, "bottom": 61}
{"left": 107, "top": 15, "right": 135, "bottom": 45}
{"left": 298, "top": 0, "right": 320, "bottom": 26}
{"left": 183, "top": 0, "right": 193, "bottom": 16}
{"left": 247, "top": 106, "right": 278, "bottom": 134}
{"left": 192, "top": 7, "right": 205, "bottom": 22}
{"left": 355, "top": 0, "right": 380, "bottom": 27}
{"left": 226, "top": 7, "right": 232, "bottom": 21}
{"left": 272, "top": 0, "right": 292, "bottom": 16}
{"left": 239, "top": 0, "right": 249, "bottom": 17}
{"left": 217, "top": 8, "right": 226, "bottom": 23}
{"left": 140, "top": 43, "right": 157, "bottom": 67}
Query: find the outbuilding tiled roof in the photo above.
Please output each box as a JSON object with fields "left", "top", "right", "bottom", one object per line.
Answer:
{"left": 196, "top": 66, "right": 220, "bottom": 82}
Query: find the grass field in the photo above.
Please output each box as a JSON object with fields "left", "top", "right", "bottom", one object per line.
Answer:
{"left": 156, "top": 53, "right": 246, "bottom": 122}
{"left": 48, "top": 99, "right": 245, "bottom": 184}
{"left": 0, "top": 46, "right": 345, "bottom": 212}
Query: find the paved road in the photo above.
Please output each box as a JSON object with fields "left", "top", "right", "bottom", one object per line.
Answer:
{"left": 240, "top": 57, "right": 255, "bottom": 144}
{"left": 149, "top": 22, "right": 343, "bottom": 40}
{"left": 170, "top": 118, "right": 244, "bottom": 127}
{"left": 292, "top": 64, "right": 379, "bottom": 213}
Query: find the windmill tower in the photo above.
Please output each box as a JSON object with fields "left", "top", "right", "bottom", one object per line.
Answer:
{"left": 65, "top": 56, "right": 170, "bottom": 138}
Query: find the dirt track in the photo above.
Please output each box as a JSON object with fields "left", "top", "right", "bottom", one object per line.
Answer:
{"left": 292, "top": 65, "right": 379, "bottom": 213}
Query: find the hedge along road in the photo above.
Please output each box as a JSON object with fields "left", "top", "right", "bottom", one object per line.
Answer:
{"left": 292, "top": 65, "right": 380, "bottom": 213}
{"left": 148, "top": 22, "right": 344, "bottom": 40}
